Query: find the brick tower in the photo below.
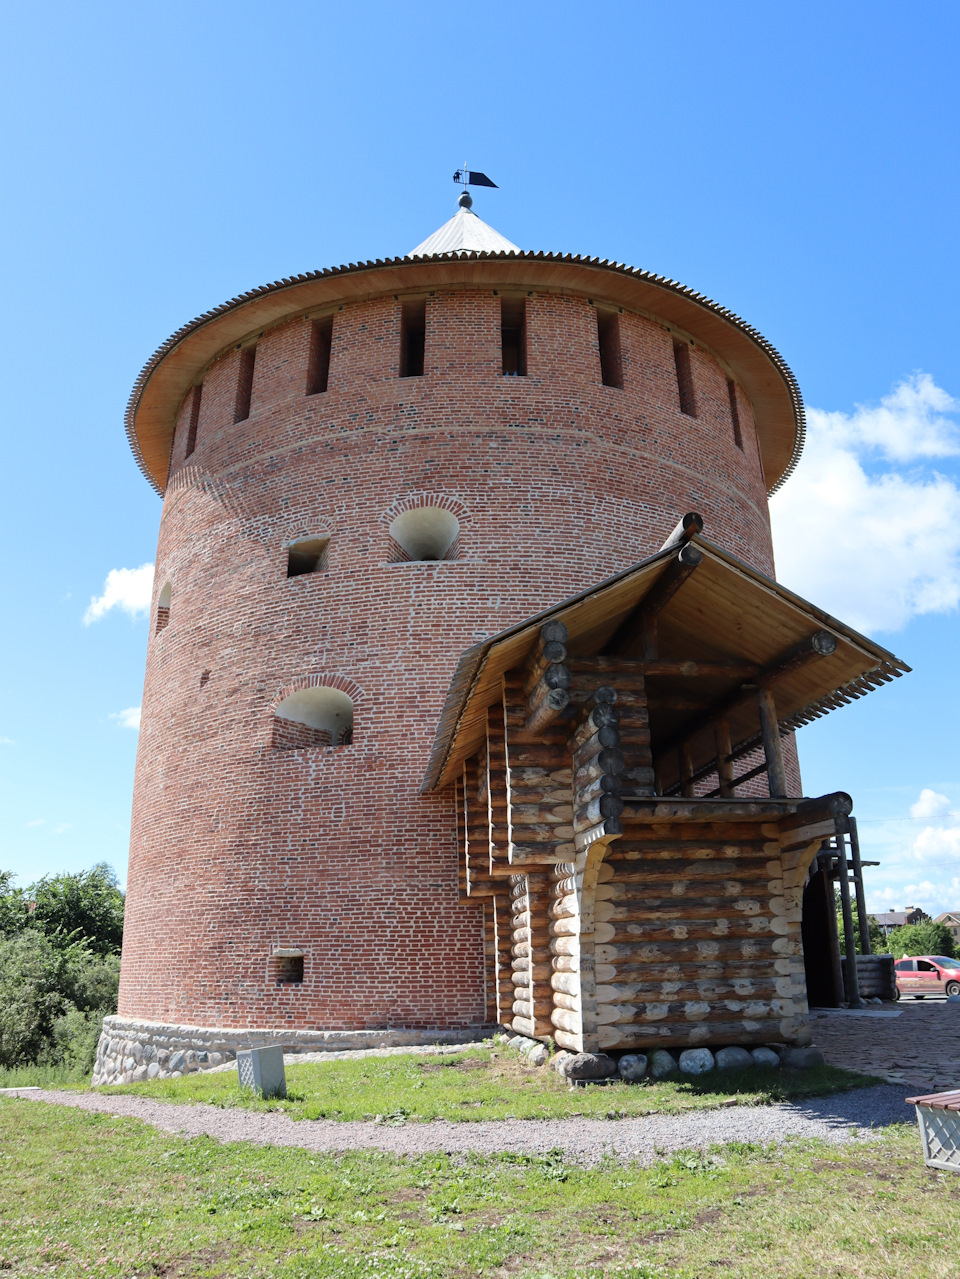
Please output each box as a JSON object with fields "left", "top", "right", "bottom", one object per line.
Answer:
{"left": 97, "top": 191, "right": 899, "bottom": 1084}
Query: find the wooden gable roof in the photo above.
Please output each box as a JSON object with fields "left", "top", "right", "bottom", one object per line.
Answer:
{"left": 421, "top": 536, "right": 909, "bottom": 794}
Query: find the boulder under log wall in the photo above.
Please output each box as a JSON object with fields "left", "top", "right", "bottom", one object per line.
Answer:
{"left": 589, "top": 818, "right": 812, "bottom": 1052}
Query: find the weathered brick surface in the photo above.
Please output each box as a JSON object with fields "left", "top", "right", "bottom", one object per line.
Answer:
{"left": 122, "top": 283, "right": 797, "bottom": 1033}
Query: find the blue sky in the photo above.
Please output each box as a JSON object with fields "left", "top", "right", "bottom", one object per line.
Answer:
{"left": 1, "top": 1, "right": 958, "bottom": 918}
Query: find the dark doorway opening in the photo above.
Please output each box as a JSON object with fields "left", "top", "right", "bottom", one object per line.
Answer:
{"left": 801, "top": 864, "right": 843, "bottom": 1007}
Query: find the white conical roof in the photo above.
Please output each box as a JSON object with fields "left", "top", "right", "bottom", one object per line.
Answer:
{"left": 407, "top": 205, "right": 519, "bottom": 257}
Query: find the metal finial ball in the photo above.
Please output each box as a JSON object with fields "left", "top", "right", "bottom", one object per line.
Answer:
{"left": 458, "top": 190, "right": 473, "bottom": 209}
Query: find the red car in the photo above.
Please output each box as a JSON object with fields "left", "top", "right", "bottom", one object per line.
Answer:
{"left": 893, "top": 955, "right": 960, "bottom": 999}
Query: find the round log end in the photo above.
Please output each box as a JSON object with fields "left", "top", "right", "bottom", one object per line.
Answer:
{"left": 812, "top": 630, "right": 839, "bottom": 655}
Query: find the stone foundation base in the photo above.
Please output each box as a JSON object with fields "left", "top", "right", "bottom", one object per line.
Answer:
{"left": 92, "top": 1015, "right": 493, "bottom": 1086}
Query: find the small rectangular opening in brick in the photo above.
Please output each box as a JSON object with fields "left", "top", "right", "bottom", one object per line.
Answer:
{"left": 597, "top": 309, "right": 623, "bottom": 388}
{"left": 274, "top": 954, "right": 304, "bottom": 984}
{"left": 287, "top": 536, "right": 330, "bottom": 577}
{"left": 501, "top": 297, "right": 526, "bottom": 376}
{"left": 306, "top": 317, "right": 332, "bottom": 395}
{"left": 673, "top": 341, "right": 697, "bottom": 417}
{"left": 400, "top": 299, "right": 426, "bottom": 378}
{"left": 234, "top": 345, "right": 257, "bottom": 422}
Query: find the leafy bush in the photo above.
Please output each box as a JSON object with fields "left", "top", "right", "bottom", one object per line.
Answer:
{"left": 0, "top": 932, "right": 74, "bottom": 1067}
{"left": 0, "top": 865, "right": 123, "bottom": 1074}
{"left": 886, "top": 920, "right": 956, "bottom": 960}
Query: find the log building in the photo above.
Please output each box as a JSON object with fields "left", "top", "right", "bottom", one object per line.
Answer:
{"left": 95, "top": 192, "right": 907, "bottom": 1083}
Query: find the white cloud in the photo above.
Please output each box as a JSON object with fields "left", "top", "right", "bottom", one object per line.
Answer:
{"left": 83, "top": 564, "right": 155, "bottom": 625}
{"left": 814, "top": 373, "right": 960, "bottom": 462}
{"left": 770, "top": 374, "right": 960, "bottom": 633}
{"left": 110, "top": 706, "right": 142, "bottom": 731}
{"left": 26, "top": 818, "right": 46, "bottom": 828}
{"left": 911, "top": 788, "right": 952, "bottom": 820}
{"left": 0, "top": 737, "right": 13, "bottom": 746}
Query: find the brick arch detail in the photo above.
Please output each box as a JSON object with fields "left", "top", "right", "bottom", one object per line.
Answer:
{"left": 380, "top": 492, "right": 471, "bottom": 528}
{"left": 382, "top": 493, "right": 470, "bottom": 563}
{"left": 269, "top": 673, "right": 364, "bottom": 713}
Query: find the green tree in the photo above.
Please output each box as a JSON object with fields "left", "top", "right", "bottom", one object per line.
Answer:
{"left": 0, "top": 932, "right": 74, "bottom": 1067}
{"left": 0, "top": 870, "right": 27, "bottom": 938}
{"left": 26, "top": 863, "right": 125, "bottom": 955}
{"left": 835, "top": 902, "right": 885, "bottom": 955}
{"left": 886, "top": 920, "right": 956, "bottom": 960}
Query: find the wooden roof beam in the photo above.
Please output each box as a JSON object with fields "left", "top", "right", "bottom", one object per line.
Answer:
{"left": 659, "top": 628, "right": 840, "bottom": 756}
{"left": 608, "top": 543, "right": 703, "bottom": 660}
{"left": 654, "top": 629, "right": 840, "bottom": 799}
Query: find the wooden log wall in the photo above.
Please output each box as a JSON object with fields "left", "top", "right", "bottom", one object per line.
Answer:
{"left": 490, "top": 895, "right": 514, "bottom": 1025}
{"left": 509, "top": 873, "right": 554, "bottom": 1038}
{"left": 585, "top": 816, "right": 811, "bottom": 1051}
{"left": 503, "top": 672, "right": 576, "bottom": 865}
{"left": 548, "top": 860, "right": 583, "bottom": 1051}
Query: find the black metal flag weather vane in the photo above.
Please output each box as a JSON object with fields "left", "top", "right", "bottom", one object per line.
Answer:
{"left": 453, "top": 165, "right": 498, "bottom": 190}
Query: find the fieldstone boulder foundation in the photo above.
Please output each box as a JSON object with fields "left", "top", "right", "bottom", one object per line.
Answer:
{"left": 780, "top": 1045, "right": 826, "bottom": 1070}
{"left": 751, "top": 1046, "right": 781, "bottom": 1069}
{"left": 618, "top": 1053, "right": 649, "bottom": 1082}
{"left": 649, "top": 1050, "right": 679, "bottom": 1078}
{"left": 560, "top": 1053, "right": 618, "bottom": 1081}
{"left": 715, "top": 1046, "right": 754, "bottom": 1071}
{"left": 679, "top": 1048, "right": 715, "bottom": 1076}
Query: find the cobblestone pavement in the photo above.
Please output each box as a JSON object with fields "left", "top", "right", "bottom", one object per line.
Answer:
{"left": 812, "top": 999, "right": 960, "bottom": 1094}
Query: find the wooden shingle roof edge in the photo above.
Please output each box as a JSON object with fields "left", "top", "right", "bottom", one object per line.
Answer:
{"left": 419, "top": 537, "right": 910, "bottom": 795}
{"left": 124, "top": 249, "right": 805, "bottom": 498}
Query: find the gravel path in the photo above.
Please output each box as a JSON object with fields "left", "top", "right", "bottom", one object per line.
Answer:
{"left": 4, "top": 1085, "right": 914, "bottom": 1166}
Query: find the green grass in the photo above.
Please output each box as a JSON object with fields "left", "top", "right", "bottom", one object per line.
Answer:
{"left": 0, "top": 1061, "right": 90, "bottom": 1089}
{"left": 2, "top": 1094, "right": 957, "bottom": 1278}
{"left": 102, "top": 1044, "right": 879, "bottom": 1123}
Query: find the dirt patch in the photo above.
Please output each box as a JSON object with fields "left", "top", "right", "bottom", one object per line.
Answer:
{"left": 418, "top": 1058, "right": 489, "bottom": 1073}
{"left": 154, "top": 1244, "right": 236, "bottom": 1276}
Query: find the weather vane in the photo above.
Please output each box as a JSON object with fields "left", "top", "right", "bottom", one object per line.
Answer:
{"left": 452, "top": 164, "right": 498, "bottom": 208}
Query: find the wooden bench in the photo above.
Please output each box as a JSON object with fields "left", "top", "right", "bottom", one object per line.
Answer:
{"left": 906, "top": 1090, "right": 960, "bottom": 1171}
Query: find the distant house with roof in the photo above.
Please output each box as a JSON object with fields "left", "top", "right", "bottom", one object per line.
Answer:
{"left": 935, "top": 912, "right": 960, "bottom": 947}
{"left": 872, "top": 907, "right": 929, "bottom": 938}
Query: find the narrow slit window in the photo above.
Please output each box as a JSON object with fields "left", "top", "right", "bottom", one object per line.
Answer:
{"left": 597, "top": 310, "right": 623, "bottom": 388}
{"left": 156, "top": 582, "right": 172, "bottom": 633}
{"left": 185, "top": 384, "right": 202, "bottom": 458}
{"left": 727, "top": 379, "right": 743, "bottom": 450}
{"left": 234, "top": 345, "right": 257, "bottom": 422}
{"left": 673, "top": 342, "right": 697, "bottom": 417}
{"left": 400, "top": 300, "right": 426, "bottom": 378}
{"left": 500, "top": 297, "right": 526, "bottom": 376}
{"left": 286, "top": 536, "right": 329, "bottom": 577}
{"left": 306, "top": 317, "right": 332, "bottom": 395}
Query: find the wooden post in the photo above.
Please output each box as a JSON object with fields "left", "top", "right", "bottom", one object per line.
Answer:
{"left": 714, "top": 718, "right": 735, "bottom": 798}
{"left": 679, "top": 741, "right": 695, "bottom": 798}
{"left": 756, "top": 685, "right": 787, "bottom": 798}
{"left": 834, "top": 825, "right": 863, "bottom": 1007}
{"left": 848, "top": 816, "right": 871, "bottom": 955}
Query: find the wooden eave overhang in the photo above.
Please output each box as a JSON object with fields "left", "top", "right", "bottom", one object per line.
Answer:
{"left": 126, "top": 250, "right": 805, "bottom": 498}
{"left": 420, "top": 538, "right": 909, "bottom": 794}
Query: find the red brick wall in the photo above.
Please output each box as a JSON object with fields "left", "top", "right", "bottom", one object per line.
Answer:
{"left": 122, "top": 284, "right": 790, "bottom": 1032}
